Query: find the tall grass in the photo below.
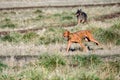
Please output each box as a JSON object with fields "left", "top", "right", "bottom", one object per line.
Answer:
{"left": 0, "top": 61, "right": 7, "bottom": 72}
{"left": 0, "top": 23, "right": 119, "bottom": 46}
{"left": 37, "top": 53, "right": 66, "bottom": 70}
{"left": 0, "top": 32, "right": 38, "bottom": 43}
{"left": 110, "top": 22, "right": 120, "bottom": 45}
{"left": 101, "top": 61, "right": 120, "bottom": 74}
{"left": 0, "top": 22, "right": 119, "bottom": 45}
{"left": 38, "top": 27, "right": 64, "bottom": 45}
{"left": 0, "top": 27, "right": 65, "bottom": 44}
{"left": 88, "top": 22, "right": 120, "bottom": 45}
{"left": 71, "top": 54, "right": 102, "bottom": 67}
{"left": 22, "top": 32, "right": 39, "bottom": 42}
{"left": 0, "top": 53, "right": 119, "bottom": 80}
{"left": 0, "top": 32, "right": 22, "bottom": 42}
{"left": 76, "top": 73, "right": 100, "bottom": 80}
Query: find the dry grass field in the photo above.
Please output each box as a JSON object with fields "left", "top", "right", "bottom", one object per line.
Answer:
{"left": 0, "top": 5, "right": 120, "bottom": 55}
{"left": 0, "top": 2, "right": 120, "bottom": 80}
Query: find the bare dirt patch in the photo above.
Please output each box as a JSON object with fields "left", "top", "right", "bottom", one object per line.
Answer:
{"left": 95, "top": 12, "right": 120, "bottom": 21}
{"left": 0, "top": 2, "right": 120, "bottom": 10}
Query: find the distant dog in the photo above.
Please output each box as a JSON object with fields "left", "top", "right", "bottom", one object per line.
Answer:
{"left": 76, "top": 9, "right": 87, "bottom": 24}
{"left": 63, "top": 30, "right": 99, "bottom": 52}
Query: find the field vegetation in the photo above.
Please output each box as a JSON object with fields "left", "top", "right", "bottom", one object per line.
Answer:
{"left": 0, "top": 53, "right": 120, "bottom": 80}
{"left": 0, "top": 4, "right": 120, "bottom": 80}
{"left": 0, "top": 6, "right": 120, "bottom": 29}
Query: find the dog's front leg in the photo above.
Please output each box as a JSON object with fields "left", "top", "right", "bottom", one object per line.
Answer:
{"left": 67, "top": 41, "right": 72, "bottom": 53}
{"left": 77, "top": 19, "right": 81, "bottom": 25}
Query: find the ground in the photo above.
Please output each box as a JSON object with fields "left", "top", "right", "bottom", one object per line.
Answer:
{"left": 0, "top": 1, "right": 120, "bottom": 80}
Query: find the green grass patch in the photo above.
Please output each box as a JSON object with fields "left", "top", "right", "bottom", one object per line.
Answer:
{"left": 0, "top": 18, "right": 17, "bottom": 28}
{"left": 0, "top": 54, "right": 119, "bottom": 80}
{"left": 38, "top": 27, "right": 64, "bottom": 45}
{"left": 77, "top": 73, "right": 100, "bottom": 80}
{"left": 1, "top": 23, "right": 16, "bottom": 28}
{"left": 0, "top": 61, "right": 7, "bottom": 72}
{"left": 38, "top": 53, "right": 66, "bottom": 70}
{"left": 35, "top": 14, "right": 44, "bottom": 20}
{"left": 72, "top": 54, "right": 102, "bottom": 67}
{"left": 34, "top": 9, "right": 43, "bottom": 13}
{"left": 88, "top": 22, "right": 120, "bottom": 45}
{"left": 22, "top": 68, "right": 45, "bottom": 80}
{"left": 0, "top": 27, "right": 65, "bottom": 44}
{"left": 61, "top": 16, "right": 73, "bottom": 21}
{"left": 53, "top": 13, "right": 61, "bottom": 17}
{"left": 0, "top": 32, "right": 39, "bottom": 43}
{"left": 38, "top": 35, "right": 61, "bottom": 45}
{"left": 0, "top": 74, "right": 15, "bottom": 80}
{"left": 101, "top": 61, "right": 120, "bottom": 74}
{"left": 0, "top": 32, "right": 22, "bottom": 42}
{"left": 94, "top": 28, "right": 119, "bottom": 44}
{"left": 22, "top": 32, "right": 39, "bottom": 42}
{"left": 110, "top": 22, "right": 120, "bottom": 30}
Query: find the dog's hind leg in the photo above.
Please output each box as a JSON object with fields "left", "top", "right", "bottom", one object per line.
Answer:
{"left": 89, "top": 38, "right": 99, "bottom": 45}
{"left": 86, "top": 33, "right": 99, "bottom": 45}
{"left": 79, "top": 42, "right": 87, "bottom": 52}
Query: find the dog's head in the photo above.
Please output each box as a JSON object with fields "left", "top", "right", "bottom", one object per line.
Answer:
{"left": 63, "top": 30, "right": 70, "bottom": 38}
{"left": 75, "top": 9, "right": 82, "bottom": 16}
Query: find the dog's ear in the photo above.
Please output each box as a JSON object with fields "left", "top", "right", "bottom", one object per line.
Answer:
{"left": 63, "top": 30, "right": 70, "bottom": 37}
{"left": 66, "top": 30, "right": 70, "bottom": 35}
{"left": 76, "top": 9, "right": 80, "bottom": 14}
{"left": 77, "top": 9, "right": 80, "bottom": 11}
{"left": 79, "top": 9, "right": 82, "bottom": 12}
{"left": 64, "top": 30, "right": 70, "bottom": 34}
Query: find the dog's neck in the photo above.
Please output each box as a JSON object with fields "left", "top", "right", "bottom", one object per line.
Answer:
{"left": 67, "top": 33, "right": 73, "bottom": 40}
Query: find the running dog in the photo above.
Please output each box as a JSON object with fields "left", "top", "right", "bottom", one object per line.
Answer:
{"left": 63, "top": 30, "right": 99, "bottom": 52}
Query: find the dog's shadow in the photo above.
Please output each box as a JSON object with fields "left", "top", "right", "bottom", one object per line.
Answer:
{"left": 69, "top": 47, "right": 82, "bottom": 52}
{"left": 60, "top": 46, "right": 84, "bottom": 52}
{"left": 60, "top": 46, "right": 103, "bottom": 52}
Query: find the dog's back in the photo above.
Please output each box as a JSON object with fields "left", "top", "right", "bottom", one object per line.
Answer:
{"left": 78, "top": 12, "right": 87, "bottom": 22}
{"left": 74, "top": 30, "right": 90, "bottom": 38}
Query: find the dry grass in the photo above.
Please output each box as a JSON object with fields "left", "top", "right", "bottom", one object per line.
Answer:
{"left": 0, "top": 21, "right": 120, "bottom": 56}
{"left": 0, "top": 53, "right": 120, "bottom": 80}
{"left": 0, "top": 4, "right": 120, "bottom": 80}
{"left": 0, "top": 5, "right": 120, "bottom": 30}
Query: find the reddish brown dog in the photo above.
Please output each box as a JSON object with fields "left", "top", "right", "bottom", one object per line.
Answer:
{"left": 63, "top": 30, "right": 99, "bottom": 52}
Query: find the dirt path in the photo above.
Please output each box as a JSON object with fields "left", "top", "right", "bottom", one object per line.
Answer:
{"left": 0, "top": 43, "right": 119, "bottom": 66}
{"left": 95, "top": 12, "right": 120, "bottom": 21}
{"left": 0, "top": 2, "right": 120, "bottom": 10}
